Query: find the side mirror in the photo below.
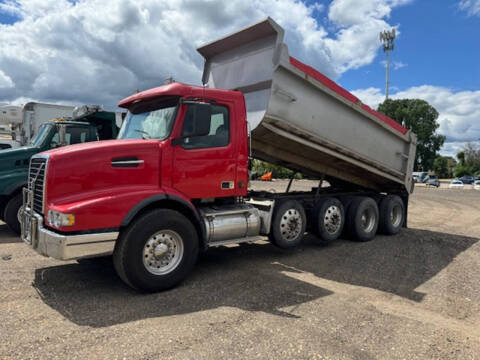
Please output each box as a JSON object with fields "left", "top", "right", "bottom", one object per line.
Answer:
{"left": 183, "top": 103, "right": 211, "bottom": 138}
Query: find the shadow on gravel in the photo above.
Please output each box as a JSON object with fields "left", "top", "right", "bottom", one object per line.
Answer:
{"left": 32, "top": 228, "right": 478, "bottom": 327}
{"left": 0, "top": 223, "right": 21, "bottom": 243}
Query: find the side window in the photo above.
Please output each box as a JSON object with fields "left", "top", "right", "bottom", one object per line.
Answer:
{"left": 65, "top": 126, "right": 90, "bottom": 145}
{"left": 50, "top": 132, "right": 59, "bottom": 147}
{"left": 181, "top": 105, "right": 230, "bottom": 149}
{"left": 49, "top": 126, "right": 90, "bottom": 147}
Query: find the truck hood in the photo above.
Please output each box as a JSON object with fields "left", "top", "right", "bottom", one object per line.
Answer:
{"left": 0, "top": 145, "right": 39, "bottom": 166}
{"left": 42, "top": 139, "right": 163, "bottom": 206}
{"left": 0, "top": 145, "right": 40, "bottom": 195}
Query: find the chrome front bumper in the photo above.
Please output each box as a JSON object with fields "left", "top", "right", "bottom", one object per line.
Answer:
{"left": 21, "top": 190, "right": 118, "bottom": 260}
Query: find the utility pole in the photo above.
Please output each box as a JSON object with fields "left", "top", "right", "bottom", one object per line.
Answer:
{"left": 379, "top": 29, "right": 396, "bottom": 99}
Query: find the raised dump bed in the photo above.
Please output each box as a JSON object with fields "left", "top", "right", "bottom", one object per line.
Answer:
{"left": 198, "top": 18, "right": 417, "bottom": 193}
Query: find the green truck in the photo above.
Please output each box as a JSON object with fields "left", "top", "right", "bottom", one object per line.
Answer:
{"left": 0, "top": 106, "right": 122, "bottom": 233}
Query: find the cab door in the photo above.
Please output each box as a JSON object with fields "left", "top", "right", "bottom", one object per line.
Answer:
{"left": 172, "top": 102, "right": 237, "bottom": 199}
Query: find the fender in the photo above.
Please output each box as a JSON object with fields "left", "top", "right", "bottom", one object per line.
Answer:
{"left": 0, "top": 169, "right": 28, "bottom": 197}
{"left": 120, "top": 193, "right": 207, "bottom": 248}
{"left": 6, "top": 182, "right": 27, "bottom": 197}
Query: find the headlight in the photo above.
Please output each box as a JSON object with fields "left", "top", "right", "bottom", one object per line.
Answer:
{"left": 47, "top": 210, "right": 75, "bottom": 228}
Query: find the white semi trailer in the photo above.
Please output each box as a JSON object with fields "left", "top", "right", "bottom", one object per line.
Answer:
{"left": 0, "top": 102, "right": 74, "bottom": 149}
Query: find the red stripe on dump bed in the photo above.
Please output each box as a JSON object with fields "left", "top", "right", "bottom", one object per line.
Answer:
{"left": 360, "top": 104, "right": 407, "bottom": 134}
{"left": 289, "top": 56, "right": 407, "bottom": 135}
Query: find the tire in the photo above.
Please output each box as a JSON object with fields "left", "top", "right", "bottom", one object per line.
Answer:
{"left": 4, "top": 193, "right": 22, "bottom": 234}
{"left": 113, "top": 209, "right": 199, "bottom": 292}
{"left": 346, "top": 197, "right": 379, "bottom": 242}
{"left": 312, "top": 197, "right": 345, "bottom": 245}
{"left": 0, "top": 198, "right": 6, "bottom": 222}
{"left": 269, "top": 200, "right": 306, "bottom": 249}
{"left": 379, "top": 195, "right": 404, "bottom": 235}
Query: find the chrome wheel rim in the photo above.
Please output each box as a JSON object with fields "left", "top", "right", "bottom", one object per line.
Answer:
{"left": 360, "top": 207, "right": 376, "bottom": 233}
{"left": 280, "top": 208, "right": 303, "bottom": 241}
{"left": 142, "top": 230, "right": 184, "bottom": 275}
{"left": 390, "top": 204, "right": 403, "bottom": 228}
{"left": 323, "top": 205, "right": 342, "bottom": 234}
{"left": 17, "top": 205, "right": 24, "bottom": 223}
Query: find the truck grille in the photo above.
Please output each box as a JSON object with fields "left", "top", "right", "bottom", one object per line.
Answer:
{"left": 29, "top": 157, "right": 47, "bottom": 214}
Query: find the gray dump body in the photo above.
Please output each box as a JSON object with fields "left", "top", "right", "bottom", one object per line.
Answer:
{"left": 198, "top": 18, "right": 417, "bottom": 193}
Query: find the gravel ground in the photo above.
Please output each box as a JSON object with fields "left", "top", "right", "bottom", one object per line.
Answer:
{"left": 1, "top": 182, "right": 480, "bottom": 359}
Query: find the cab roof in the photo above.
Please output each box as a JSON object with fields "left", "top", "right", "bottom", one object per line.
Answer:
{"left": 48, "top": 120, "right": 92, "bottom": 126}
{"left": 117, "top": 82, "right": 243, "bottom": 109}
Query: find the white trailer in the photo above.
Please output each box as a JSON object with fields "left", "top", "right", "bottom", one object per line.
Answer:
{"left": 0, "top": 102, "right": 75, "bottom": 149}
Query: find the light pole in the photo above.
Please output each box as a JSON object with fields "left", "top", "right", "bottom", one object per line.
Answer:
{"left": 379, "top": 29, "right": 396, "bottom": 99}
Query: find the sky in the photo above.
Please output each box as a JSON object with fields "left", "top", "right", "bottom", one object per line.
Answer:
{"left": 0, "top": 0, "right": 479, "bottom": 157}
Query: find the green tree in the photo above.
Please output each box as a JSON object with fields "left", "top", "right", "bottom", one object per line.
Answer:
{"left": 377, "top": 99, "right": 445, "bottom": 171}
{"left": 251, "top": 159, "right": 303, "bottom": 179}
{"left": 454, "top": 143, "right": 480, "bottom": 177}
{"left": 457, "top": 151, "right": 465, "bottom": 165}
{"left": 445, "top": 156, "right": 457, "bottom": 178}
{"left": 433, "top": 156, "right": 456, "bottom": 178}
{"left": 433, "top": 156, "right": 448, "bottom": 178}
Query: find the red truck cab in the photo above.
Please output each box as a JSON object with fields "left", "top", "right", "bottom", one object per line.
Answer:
{"left": 21, "top": 83, "right": 254, "bottom": 291}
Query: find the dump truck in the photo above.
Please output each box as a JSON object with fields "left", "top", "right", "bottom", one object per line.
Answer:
{"left": 21, "top": 18, "right": 416, "bottom": 292}
{"left": 1, "top": 105, "right": 123, "bottom": 234}
{"left": 0, "top": 102, "right": 76, "bottom": 149}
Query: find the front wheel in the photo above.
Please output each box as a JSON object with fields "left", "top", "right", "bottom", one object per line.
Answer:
{"left": 4, "top": 193, "right": 22, "bottom": 234}
{"left": 113, "top": 209, "right": 199, "bottom": 292}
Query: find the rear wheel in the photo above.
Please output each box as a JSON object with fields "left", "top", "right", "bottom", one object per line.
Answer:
{"left": 113, "top": 209, "right": 199, "bottom": 292}
{"left": 379, "top": 195, "right": 404, "bottom": 235}
{"left": 4, "top": 194, "right": 22, "bottom": 234}
{"left": 312, "top": 197, "right": 344, "bottom": 245}
{"left": 346, "top": 197, "right": 379, "bottom": 242}
{"left": 269, "top": 200, "right": 306, "bottom": 249}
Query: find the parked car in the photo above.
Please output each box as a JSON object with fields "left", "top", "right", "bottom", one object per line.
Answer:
{"left": 426, "top": 175, "right": 440, "bottom": 187}
{"left": 413, "top": 171, "right": 429, "bottom": 183}
{"left": 474, "top": 180, "right": 480, "bottom": 190}
{"left": 449, "top": 179, "right": 465, "bottom": 189}
{"left": 459, "top": 175, "right": 475, "bottom": 184}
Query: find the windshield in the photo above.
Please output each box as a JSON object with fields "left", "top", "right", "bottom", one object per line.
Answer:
{"left": 118, "top": 98, "right": 178, "bottom": 140}
{"left": 30, "top": 123, "right": 53, "bottom": 147}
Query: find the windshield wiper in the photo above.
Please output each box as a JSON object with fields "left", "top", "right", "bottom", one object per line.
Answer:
{"left": 134, "top": 129, "right": 151, "bottom": 139}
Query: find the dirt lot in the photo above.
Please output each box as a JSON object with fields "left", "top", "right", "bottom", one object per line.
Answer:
{"left": 1, "top": 182, "right": 480, "bottom": 359}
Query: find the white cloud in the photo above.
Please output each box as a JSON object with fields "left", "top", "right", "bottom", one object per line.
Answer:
{"left": 323, "top": 0, "right": 413, "bottom": 74}
{"left": 459, "top": 0, "right": 480, "bottom": 16}
{"left": 350, "top": 87, "right": 386, "bottom": 108}
{"left": 380, "top": 60, "right": 407, "bottom": 70}
{"left": 0, "top": 0, "right": 411, "bottom": 108}
{"left": 440, "top": 142, "right": 469, "bottom": 158}
{"left": 351, "top": 86, "right": 480, "bottom": 157}
{"left": 328, "top": 0, "right": 412, "bottom": 27}
{"left": 0, "top": 69, "right": 14, "bottom": 88}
